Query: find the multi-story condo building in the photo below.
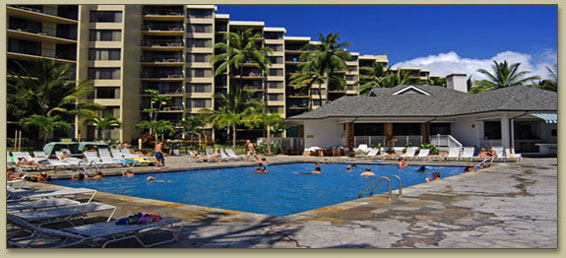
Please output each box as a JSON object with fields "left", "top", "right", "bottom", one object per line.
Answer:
{"left": 6, "top": 4, "right": 443, "bottom": 143}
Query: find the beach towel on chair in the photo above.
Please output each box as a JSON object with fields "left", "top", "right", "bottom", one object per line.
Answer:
{"left": 115, "top": 212, "right": 163, "bottom": 225}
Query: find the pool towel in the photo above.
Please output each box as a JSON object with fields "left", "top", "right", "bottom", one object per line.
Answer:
{"left": 115, "top": 212, "right": 163, "bottom": 225}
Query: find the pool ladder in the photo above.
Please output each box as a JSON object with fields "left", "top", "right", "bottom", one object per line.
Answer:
{"left": 77, "top": 160, "right": 101, "bottom": 174}
{"left": 358, "top": 175, "right": 403, "bottom": 200}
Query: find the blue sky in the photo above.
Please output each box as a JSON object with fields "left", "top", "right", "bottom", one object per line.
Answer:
{"left": 217, "top": 5, "right": 557, "bottom": 78}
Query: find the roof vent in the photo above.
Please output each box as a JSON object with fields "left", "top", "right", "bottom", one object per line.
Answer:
{"left": 392, "top": 85, "right": 431, "bottom": 96}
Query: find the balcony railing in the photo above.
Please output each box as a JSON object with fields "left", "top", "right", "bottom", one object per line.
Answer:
{"left": 140, "top": 87, "right": 183, "bottom": 94}
{"left": 354, "top": 135, "right": 424, "bottom": 148}
{"left": 141, "top": 40, "right": 183, "bottom": 47}
{"left": 143, "top": 9, "right": 183, "bottom": 16}
{"left": 430, "top": 135, "right": 463, "bottom": 148}
{"left": 141, "top": 105, "right": 184, "bottom": 111}
{"left": 141, "top": 56, "right": 183, "bottom": 62}
{"left": 142, "top": 25, "right": 184, "bottom": 31}
{"left": 140, "top": 72, "right": 183, "bottom": 79}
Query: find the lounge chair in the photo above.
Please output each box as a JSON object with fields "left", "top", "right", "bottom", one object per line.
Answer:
{"left": 401, "top": 147, "right": 418, "bottom": 159}
{"left": 205, "top": 148, "right": 220, "bottom": 162}
{"left": 54, "top": 151, "right": 82, "bottom": 168}
{"left": 365, "top": 148, "right": 379, "bottom": 159}
{"left": 354, "top": 144, "right": 369, "bottom": 154}
{"left": 505, "top": 148, "right": 522, "bottom": 160}
{"left": 121, "top": 150, "right": 155, "bottom": 165}
{"left": 11, "top": 152, "right": 43, "bottom": 171}
{"left": 33, "top": 151, "right": 71, "bottom": 169}
{"left": 225, "top": 149, "right": 243, "bottom": 161}
{"left": 8, "top": 187, "right": 98, "bottom": 203}
{"left": 100, "top": 148, "right": 134, "bottom": 167}
{"left": 11, "top": 202, "right": 117, "bottom": 226}
{"left": 13, "top": 151, "right": 45, "bottom": 164}
{"left": 8, "top": 198, "right": 81, "bottom": 212}
{"left": 461, "top": 147, "right": 476, "bottom": 161}
{"left": 416, "top": 149, "right": 430, "bottom": 160}
{"left": 84, "top": 151, "right": 118, "bottom": 168}
{"left": 220, "top": 149, "right": 237, "bottom": 161}
{"left": 445, "top": 147, "right": 461, "bottom": 161}
{"left": 7, "top": 213, "right": 184, "bottom": 248}
{"left": 187, "top": 151, "right": 206, "bottom": 162}
{"left": 491, "top": 146, "right": 505, "bottom": 161}
{"left": 7, "top": 152, "right": 15, "bottom": 166}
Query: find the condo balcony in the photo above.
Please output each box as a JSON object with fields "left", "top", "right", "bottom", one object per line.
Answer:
{"left": 141, "top": 38, "right": 184, "bottom": 51}
{"left": 140, "top": 69, "right": 184, "bottom": 80}
{"left": 141, "top": 54, "right": 184, "bottom": 66}
{"left": 287, "top": 93, "right": 310, "bottom": 98}
{"left": 8, "top": 5, "right": 78, "bottom": 24}
{"left": 142, "top": 7, "right": 184, "bottom": 21}
{"left": 142, "top": 23, "right": 184, "bottom": 36}
{"left": 140, "top": 83, "right": 184, "bottom": 95}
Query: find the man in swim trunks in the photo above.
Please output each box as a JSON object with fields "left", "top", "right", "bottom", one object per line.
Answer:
{"left": 244, "top": 140, "right": 259, "bottom": 162}
{"left": 360, "top": 167, "right": 375, "bottom": 177}
{"left": 155, "top": 140, "right": 166, "bottom": 169}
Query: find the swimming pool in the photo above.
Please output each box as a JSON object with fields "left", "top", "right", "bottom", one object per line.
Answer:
{"left": 51, "top": 163, "right": 465, "bottom": 216}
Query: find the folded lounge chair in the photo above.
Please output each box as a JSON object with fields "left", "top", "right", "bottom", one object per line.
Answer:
{"left": 8, "top": 198, "right": 81, "bottom": 212}
{"left": 8, "top": 187, "right": 98, "bottom": 203}
{"left": 7, "top": 213, "right": 184, "bottom": 248}
{"left": 225, "top": 149, "right": 243, "bottom": 161}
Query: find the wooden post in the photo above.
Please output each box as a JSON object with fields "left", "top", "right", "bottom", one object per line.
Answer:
{"left": 421, "top": 123, "right": 430, "bottom": 144}
{"left": 384, "top": 123, "right": 393, "bottom": 148}
{"left": 345, "top": 122, "right": 354, "bottom": 149}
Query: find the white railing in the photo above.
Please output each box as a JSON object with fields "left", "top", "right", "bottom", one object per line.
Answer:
{"left": 354, "top": 135, "right": 423, "bottom": 147}
{"left": 257, "top": 137, "right": 304, "bottom": 150}
{"left": 430, "top": 135, "right": 463, "bottom": 148}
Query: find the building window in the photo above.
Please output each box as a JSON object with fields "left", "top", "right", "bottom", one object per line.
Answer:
{"left": 346, "top": 75, "right": 357, "bottom": 81}
{"left": 90, "top": 11, "right": 122, "bottom": 23}
{"left": 9, "top": 17, "right": 42, "bottom": 34}
{"left": 268, "top": 94, "right": 283, "bottom": 101}
{"left": 187, "top": 38, "right": 212, "bottom": 48}
{"left": 8, "top": 38, "right": 40, "bottom": 56}
{"left": 96, "top": 87, "right": 120, "bottom": 99}
{"left": 347, "top": 65, "right": 357, "bottom": 72}
{"left": 187, "top": 98, "right": 211, "bottom": 108}
{"left": 89, "top": 30, "right": 121, "bottom": 41}
{"left": 268, "top": 69, "right": 283, "bottom": 76}
{"left": 187, "top": 53, "right": 212, "bottom": 63}
{"left": 187, "top": 83, "right": 212, "bottom": 93}
{"left": 187, "top": 68, "right": 212, "bottom": 78}
{"left": 268, "top": 106, "right": 284, "bottom": 113}
{"left": 187, "top": 9, "right": 213, "bottom": 18}
{"left": 484, "top": 121, "right": 502, "bottom": 140}
{"left": 264, "top": 32, "right": 283, "bottom": 40}
{"left": 267, "top": 81, "right": 284, "bottom": 89}
{"left": 552, "top": 129, "right": 557, "bottom": 137}
{"left": 88, "top": 68, "right": 120, "bottom": 80}
{"left": 89, "top": 49, "right": 121, "bottom": 60}
{"left": 102, "top": 106, "right": 120, "bottom": 118}
{"left": 267, "top": 56, "right": 283, "bottom": 64}
{"left": 187, "top": 24, "right": 212, "bottom": 33}
{"left": 312, "top": 100, "right": 322, "bottom": 106}
{"left": 265, "top": 44, "right": 283, "bottom": 52}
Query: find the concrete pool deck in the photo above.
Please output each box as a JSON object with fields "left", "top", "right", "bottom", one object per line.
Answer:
{"left": 10, "top": 156, "right": 557, "bottom": 248}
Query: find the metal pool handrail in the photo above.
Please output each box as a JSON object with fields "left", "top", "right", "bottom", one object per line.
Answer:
{"left": 358, "top": 176, "right": 392, "bottom": 200}
{"left": 386, "top": 175, "right": 403, "bottom": 198}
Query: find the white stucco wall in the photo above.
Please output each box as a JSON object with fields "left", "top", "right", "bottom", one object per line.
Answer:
{"left": 303, "top": 119, "right": 345, "bottom": 148}
{"left": 451, "top": 116, "right": 480, "bottom": 148}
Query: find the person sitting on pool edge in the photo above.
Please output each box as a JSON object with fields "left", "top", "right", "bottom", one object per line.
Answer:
{"left": 122, "top": 170, "right": 135, "bottom": 177}
{"left": 426, "top": 172, "right": 441, "bottom": 182}
{"left": 398, "top": 158, "right": 408, "bottom": 169}
{"left": 416, "top": 165, "right": 426, "bottom": 172}
{"left": 360, "top": 167, "right": 375, "bottom": 177}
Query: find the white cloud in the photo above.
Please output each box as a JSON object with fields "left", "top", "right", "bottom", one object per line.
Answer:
{"left": 392, "top": 50, "right": 556, "bottom": 81}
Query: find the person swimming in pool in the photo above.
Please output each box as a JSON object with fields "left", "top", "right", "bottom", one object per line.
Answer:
{"left": 323, "top": 159, "right": 329, "bottom": 164}
{"left": 360, "top": 167, "right": 375, "bottom": 177}
{"left": 416, "top": 165, "right": 426, "bottom": 172}
{"left": 346, "top": 165, "right": 352, "bottom": 172}
{"left": 71, "top": 173, "right": 88, "bottom": 180}
{"left": 121, "top": 170, "right": 135, "bottom": 177}
{"left": 255, "top": 166, "right": 268, "bottom": 174}
{"left": 90, "top": 170, "right": 104, "bottom": 180}
{"left": 351, "top": 164, "right": 358, "bottom": 168}
{"left": 426, "top": 172, "right": 441, "bottom": 182}
{"left": 398, "top": 158, "right": 408, "bottom": 169}
{"left": 256, "top": 158, "right": 268, "bottom": 166}
{"left": 311, "top": 167, "right": 322, "bottom": 174}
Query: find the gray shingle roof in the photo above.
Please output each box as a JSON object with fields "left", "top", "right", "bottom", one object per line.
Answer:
{"left": 288, "top": 85, "right": 557, "bottom": 120}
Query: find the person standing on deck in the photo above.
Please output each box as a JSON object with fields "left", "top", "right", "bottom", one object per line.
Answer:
{"left": 155, "top": 140, "right": 166, "bottom": 169}
{"left": 244, "top": 140, "right": 259, "bottom": 162}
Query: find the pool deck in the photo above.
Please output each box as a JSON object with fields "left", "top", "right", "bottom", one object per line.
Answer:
{"left": 14, "top": 155, "right": 557, "bottom": 248}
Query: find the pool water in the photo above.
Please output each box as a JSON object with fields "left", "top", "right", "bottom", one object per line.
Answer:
{"left": 51, "top": 163, "right": 465, "bottom": 216}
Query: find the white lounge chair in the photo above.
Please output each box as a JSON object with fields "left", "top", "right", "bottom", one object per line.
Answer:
{"left": 11, "top": 202, "right": 116, "bottom": 226}
{"left": 99, "top": 148, "right": 132, "bottom": 167}
{"left": 220, "top": 149, "right": 237, "bottom": 161}
{"left": 416, "top": 149, "right": 430, "bottom": 160}
{"left": 461, "top": 147, "right": 476, "bottom": 161}
{"left": 205, "top": 148, "right": 221, "bottom": 162}
{"left": 8, "top": 187, "right": 98, "bottom": 203}
{"left": 365, "top": 148, "right": 379, "bottom": 158}
{"left": 401, "top": 147, "right": 418, "bottom": 159}
{"left": 225, "top": 149, "right": 243, "bottom": 161}
{"left": 354, "top": 144, "right": 369, "bottom": 154}
{"left": 446, "top": 147, "right": 461, "bottom": 160}
{"left": 33, "top": 151, "right": 71, "bottom": 169}
{"left": 54, "top": 151, "right": 82, "bottom": 168}
{"left": 8, "top": 198, "right": 81, "bottom": 212}
{"left": 505, "top": 148, "right": 522, "bottom": 160}
{"left": 7, "top": 213, "right": 184, "bottom": 248}
{"left": 84, "top": 151, "right": 118, "bottom": 168}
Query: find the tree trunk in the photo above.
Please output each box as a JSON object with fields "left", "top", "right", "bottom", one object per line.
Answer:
{"left": 232, "top": 124, "right": 237, "bottom": 150}
{"left": 324, "top": 67, "right": 330, "bottom": 105}
{"left": 266, "top": 125, "right": 271, "bottom": 155}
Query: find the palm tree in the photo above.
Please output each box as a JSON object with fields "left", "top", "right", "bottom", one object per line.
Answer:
{"left": 358, "top": 62, "right": 390, "bottom": 95}
{"left": 244, "top": 112, "right": 284, "bottom": 155}
{"left": 534, "top": 65, "right": 557, "bottom": 92}
{"left": 142, "top": 89, "right": 171, "bottom": 121}
{"left": 135, "top": 120, "right": 175, "bottom": 143}
{"left": 291, "top": 33, "right": 351, "bottom": 105}
{"left": 211, "top": 28, "right": 273, "bottom": 89}
{"left": 83, "top": 114, "right": 121, "bottom": 140}
{"left": 7, "top": 59, "right": 97, "bottom": 121}
{"left": 425, "top": 76, "right": 447, "bottom": 87}
{"left": 177, "top": 116, "right": 206, "bottom": 139}
{"left": 472, "top": 60, "right": 541, "bottom": 93}
{"left": 202, "top": 86, "right": 263, "bottom": 149}
{"left": 379, "top": 71, "right": 413, "bottom": 88}
{"left": 20, "top": 114, "right": 72, "bottom": 144}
